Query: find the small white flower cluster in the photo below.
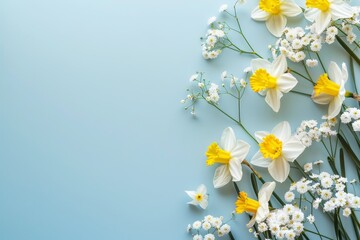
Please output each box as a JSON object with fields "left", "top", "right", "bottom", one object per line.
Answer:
{"left": 220, "top": 71, "right": 247, "bottom": 89}
{"left": 340, "top": 107, "right": 360, "bottom": 131}
{"left": 256, "top": 205, "right": 305, "bottom": 240}
{"left": 340, "top": 5, "right": 360, "bottom": 44}
{"left": 202, "top": 27, "right": 225, "bottom": 60}
{"left": 187, "top": 215, "right": 231, "bottom": 240}
{"left": 286, "top": 169, "right": 360, "bottom": 217}
{"left": 271, "top": 26, "right": 323, "bottom": 63}
{"left": 296, "top": 118, "right": 338, "bottom": 147}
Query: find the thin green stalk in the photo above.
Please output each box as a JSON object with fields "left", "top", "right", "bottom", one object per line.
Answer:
{"left": 336, "top": 35, "right": 360, "bottom": 65}
{"left": 304, "top": 229, "right": 332, "bottom": 240}
{"left": 316, "top": 52, "right": 326, "bottom": 72}
{"left": 301, "top": 60, "right": 315, "bottom": 85}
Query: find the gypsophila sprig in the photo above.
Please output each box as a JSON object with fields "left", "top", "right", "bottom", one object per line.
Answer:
{"left": 186, "top": 215, "right": 232, "bottom": 239}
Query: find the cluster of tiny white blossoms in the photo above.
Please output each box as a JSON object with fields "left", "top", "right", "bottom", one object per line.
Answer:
{"left": 255, "top": 205, "right": 305, "bottom": 240}
{"left": 340, "top": 107, "right": 360, "bottom": 131}
{"left": 295, "top": 118, "right": 337, "bottom": 147}
{"left": 201, "top": 22, "right": 225, "bottom": 60}
{"left": 338, "top": 6, "right": 360, "bottom": 44}
{"left": 285, "top": 165, "right": 360, "bottom": 217}
{"left": 187, "top": 215, "right": 231, "bottom": 240}
{"left": 221, "top": 71, "right": 247, "bottom": 89}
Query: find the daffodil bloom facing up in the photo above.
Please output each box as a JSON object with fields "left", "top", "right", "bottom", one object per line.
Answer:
{"left": 235, "top": 182, "right": 276, "bottom": 227}
{"left": 304, "top": 0, "right": 354, "bottom": 34}
{"left": 312, "top": 62, "right": 348, "bottom": 119}
{"left": 249, "top": 54, "right": 298, "bottom": 112}
{"left": 185, "top": 184, "right": 208, "bottom": 209}
{"left": 251, "top": 121, "right": 305, "bottom": 183}
{"left": 251, "top": 0, "right": 302, "bottom": 37}
{"left": 206, "top": 127, "right": 250, "bottom": 188}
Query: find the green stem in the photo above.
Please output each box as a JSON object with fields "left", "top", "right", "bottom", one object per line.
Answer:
{"left": 336, "top": 35, "right": 360, "bottom": 65}
{"left": 304, "top": 229, "right": 332, "bottom": 240}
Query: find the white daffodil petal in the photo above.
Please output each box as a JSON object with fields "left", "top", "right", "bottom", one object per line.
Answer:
{"left": 246, "top": 215, "right": 257, "bottom": 228}
{"left": 255, "top": 131, "right": 269, "bottom": 142}
{"left": 304, "top": 8, "right": 319, "bottom": 22}
{"left": 328, "top": 96, "right": 343, "bottom": 119}
{"left": 280, "top": 0, "right": 302, "bottom": 17}
{"left": 251, "top": 6, "right": 270, "bottom": 21}
{"left": 251, "top": 58, "right": 271, "bottom": 72}
{"left": 266, "top": 14, "right": 287, "bottom": 37}
{"left": 265, "top": 89, "right": 283, "bottom": 112}
{"left": 342, "top": 63, "right": 348, "bottom": 83}
{"left": 258, "top": 181, "right": 276, "bottom": 202}
{"left": 197, "top": 184, "right": 207, "bottom": 195}
{"left": 312, "top": 93, "right": 333, "bottom": 104}
{"left": 185, "top": 191, "right": 196, "bottom": 198}
{"left": 213, "top": 165, "right": 231, "bottom": 188}
{"left": 199, "top": 199, "right": 208, "bottom": 209}
{"left": 314, "top": 11, "right": 331, "bottom": 34}
{"left": 277, "top": 73, "right": 298, "bottom": 93}
{"left": 282, "top": 136, "right": 305, "bottom": 162}
{"left": 268, "top": 157, "right": 290, "bottom": 183}
{"left": 330, "top": 3, "right": 354, "bottom": 20}
{"left": 255, "top": 202, "right": 270, "bottom": 223}
{"left": 271, "top": 54, "right": 287, "bottom": 77}
{"left": 328, "top": 61, "right": 343, "bottom": 85}
{"left": 271, "top": 121, "right": 291, "bottom": 142}
{"left": 251, "top": 151, "right": 272, "bottom": 167}
{"left": 221, "top": 127, "right": 237, "bottom": 151}
{"left": 229, "top": 158, "right": 243, "bottom": 182}
{"left": 231, "top": 140, "right": 250, "bottom": 161}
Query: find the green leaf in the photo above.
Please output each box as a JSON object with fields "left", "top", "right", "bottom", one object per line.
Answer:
{"left": 337, "top": 134, "right": 360, "bottom": 171}
{"left": 336, "top": 35, "right": 360, "bottom": 65}
{"left": 340, "top": 148, "right": 346, "bottom": 177}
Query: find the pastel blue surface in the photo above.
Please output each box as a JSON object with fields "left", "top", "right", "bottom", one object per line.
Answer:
{"left": 0, "top": 0, "right": 359, "bottom": 239}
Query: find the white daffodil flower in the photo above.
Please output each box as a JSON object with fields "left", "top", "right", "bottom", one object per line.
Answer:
{"left": 185, "top": 184, "right": 208, "bottom": 209}
{"left": 251, "top": 0, "right": 302, "bottom": 37}
{"left": 249, "top": 54, "right": 298, "bottom": 112}
{"left": 206, "top": 127, "right": 250, "bottom": 188}
{"left": 235, "top": 181, "right": 276, "bottom": 227}
{"left": 251, "top": 121, "right": 305, "bottom": 183}
{"left": 304, "top": 0, "right": 354, "bottom": 34}
{"left": 312, "top": 62, "right": 348, "bottom": 119}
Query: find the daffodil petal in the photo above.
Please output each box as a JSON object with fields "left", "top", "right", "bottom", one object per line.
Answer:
{"left": 255, "top": 131, "right": 269, "bottom": 142}
{"left": 265, "top": 89, "right": 283, "bottom": 112}
{"left": 258, "top": 181, "right": 276, "bottom": 202}
{"left": 199, "top": 199, "right": 208, "bottom": 209}
{"left": 281, "top": 0, "right": 302, "bottom": 17}
{"left": 251, "top": 151, "right": 272, "bottom": 167}
{"left": 314, "top": 11, "right": 331, "bottom": 34}
{"left": 251, "top": 58, "right": 271, "bottom": 72}
{"left": 304, "top": 8, "right": 319, "bottom": 22}
{"left": 271, "top": 121, "right": 291, "bottom": 142}
{"left": 271, "top": 54, "right": 287, "bottom": 77}
{"left": 277, "top": 73, "right": 298, "bottom": 93}
{"left": 268, "top": 157, "right": 290, "bottom": 183}
{"left": 246, "top": 215, "right": 257, "bottom": 228}
{"left": 229, "top": 158, "right": 243, "bottom": 182}
{"left": 341, "top": 63, "right": 348, "bottom": 83}
{"left": 328, "top": 61, "right": 343, "bottom": 85}
{"left": 282, "top": 136, "right": 305, "bottom": 162}
{"left": 251, "top": 6, "right": 270, "bottom": 21}
{"left": 266, "top": 14, "right": 287, "bottom": 37}
{"left": 213, "top": 165, "right": 231, "bottom": 188}
{"left": 328, "top": 96, "right": 343, "bottom": 119}
{"left": 312, "top": 93, "right": 333, "bottom": 104}
{"left": 330, "top": 3, "right": 354, "bottom": 20}
{"left": 221, "top": 127, "right": 237, "bottom": 151}
{"left": 255, "top": 202, "right": 270, "bottom": 223}
{"left": 231, "top": 140, "right": 250, "bottom": 161}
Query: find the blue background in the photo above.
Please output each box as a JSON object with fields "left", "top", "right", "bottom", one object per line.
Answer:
{"left": 0, "top": 0, "right": 359, "bottom": 239}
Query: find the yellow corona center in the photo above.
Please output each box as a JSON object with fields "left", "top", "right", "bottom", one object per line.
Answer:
{"left": 260, "top": 134, "right": 283, "bottom": 160}
{"left": 195, "top": 193, "right": 203, "bottom": 202}
{"left": 314, "top": 73, "right": 340, "bottom": 97}
{"left": 250, "top": 68, "right": 277, "bottom": 93}
{"left": 235, "top": 192, "right": 260, "bottom": 215}
{"left": 306, "top": 0, "right": 330, "bottom": 12}
{"left": 259, "top": 0, "right": 281, "bottom": 15}
{"left": 206, "top": 142, "right": 231, "bottom": 166}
